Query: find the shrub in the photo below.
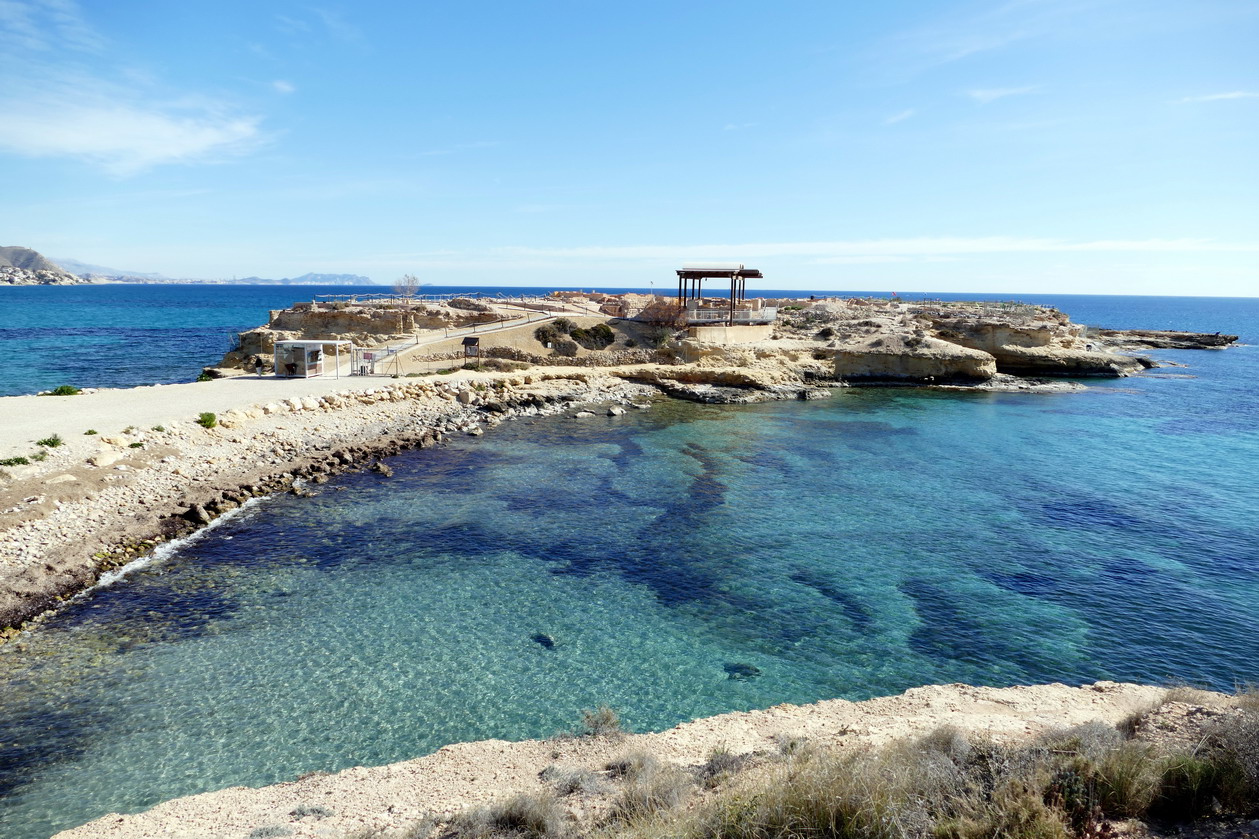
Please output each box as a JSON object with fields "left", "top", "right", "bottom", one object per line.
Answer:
{"left": 540, "top": 765, "right": 604, "bottom": 796}
{"left": 551, "top": 317, "right": 576, "bottom": 334}
{"left": 606, "top": 752, "right": 659, "bottom": 779}
{"left": 36, "top": 434, "right": 63, "bottom": 448}
{"left": 196, "top": 372, "right": 214, "bottom": 382}
{"left": 196, "top": 412, "right": 217, "bottom": 429}
{"left": 611, "top": 765, "right": 693, "bottom": 823}
{"left": 129, "top": 442, "right": 144, "bottom": 448}
{"left": 581, "top": 705, "right": 624, "bottom": 738}
{"left": 1, "top": 456, "right": 30, "bottom": 467}
{"left": 151, "top": 425, "right": 165, "bottom": 432}
{"left": 42, "top": 385, "right": 81, "bottom": 396}
{"left": 84, "top": 429, "right": 98, "bottom": 435}
{"left": 550, "top": 338, "right": 579, "bottom": 358}
{"left": 453, "top": 792, "right": 567, "bottom": 839}
{"left": 535, "top": 324, "right": 559, "bottom": 345}
{"left": 570, "top": 324, "right": 615, "bottom": 350}
{"left": 30, "top": 450, "right": 47, "bottom": 462}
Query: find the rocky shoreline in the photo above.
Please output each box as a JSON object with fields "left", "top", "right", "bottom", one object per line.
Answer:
{"left": 52, "top": 680, "right": 1249, "bottom": 839}
{"left": 0, "top": 371, "right": 656, "bottom": 637}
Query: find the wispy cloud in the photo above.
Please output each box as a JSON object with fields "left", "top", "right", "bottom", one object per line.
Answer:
{"left": 885, "top": 109, "right": 916, "bottom": 125}
{"left": 0, "top": 86, "right": 262, "bottom": 175}
{"left": 0, "top": 0, "right": 267, "bottom": 174}
{"left": 1177, "top": 91, "right": 1259, "bottom": 103}
{"left": 0, "top": 0, "right": 103, "bottom": 52}
{"left": 272, "top": 79, "right": 296, "bottom": 94}
{"left": 967, "top": 86, "right": 1038, "bottom": 104}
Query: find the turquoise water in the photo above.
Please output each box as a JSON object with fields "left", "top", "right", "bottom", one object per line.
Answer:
{"left": 0, "top": 293, "right": 1257, "bottom": 838}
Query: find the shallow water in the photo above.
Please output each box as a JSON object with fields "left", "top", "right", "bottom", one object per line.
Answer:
{"left": 0, "top": 294, "right": 1257, "bottom": 839}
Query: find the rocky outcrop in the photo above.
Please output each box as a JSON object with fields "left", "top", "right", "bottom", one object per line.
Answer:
{"left": 833, "top": 333, "right": 997, "bottom": 382}
{"left": 929, "top": 317, "right": 1149, "bottom": 377}
{"left": 984, "top": 344, "right": 1148, "bottom": 377}
{"left": 1094, "top": 329, "right": 1239, "bottom": 350}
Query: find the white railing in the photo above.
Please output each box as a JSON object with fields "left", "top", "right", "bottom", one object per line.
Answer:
{"left": 686, "top": 307, "right": 778, "bottom": 324}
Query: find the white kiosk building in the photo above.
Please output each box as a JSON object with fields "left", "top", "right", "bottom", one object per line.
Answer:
{"left": 274, "top": 340, "right": 351, "bottom": 378}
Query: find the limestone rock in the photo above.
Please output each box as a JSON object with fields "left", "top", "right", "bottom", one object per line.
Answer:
{"left": 834, "top": 334, "right": 996, "bottom": 382}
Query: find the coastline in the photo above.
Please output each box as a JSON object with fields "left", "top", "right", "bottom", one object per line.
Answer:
{"left": 52, "top": 680, "right": 1180, "bottom": 839}
{"left": 0, "top": 368, "right": 658, "bottom": 637}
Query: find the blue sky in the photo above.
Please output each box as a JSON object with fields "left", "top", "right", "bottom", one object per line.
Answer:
{"left": 1, "top": 0, "right": 1256, "bottom": 294}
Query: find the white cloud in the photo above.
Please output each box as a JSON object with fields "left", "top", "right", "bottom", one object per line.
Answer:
{"left": 967, "top": 86, "right": 1038, "bottom": 104}
{"left": 0, "top": 0, "right": 102, "bottom": 52}
{"left": 0, "top": 1, "right": 267, "bottom": 174}
{"left": 885, "top": 109, "right": 916, "bottom": 125}
{"left": 0, "top": 87, "right": 263, "bottom": 175}
{"left": 272, "top": 79, "right": 296, "bottom": 94}
{"left": 1177, "top": 91, "right": 1259, "bottom": 103}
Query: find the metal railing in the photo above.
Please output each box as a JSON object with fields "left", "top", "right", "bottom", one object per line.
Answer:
{"left": 686, "top": 307, "right": 778, "bottom": 324}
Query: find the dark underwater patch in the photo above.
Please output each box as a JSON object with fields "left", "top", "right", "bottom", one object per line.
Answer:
{"left": 789, "top": 570, "right": 874, "bottom": 631}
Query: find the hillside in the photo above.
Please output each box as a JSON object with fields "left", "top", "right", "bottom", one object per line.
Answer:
{"left": 0, "top": 246, "right": 83, "bottom": 285}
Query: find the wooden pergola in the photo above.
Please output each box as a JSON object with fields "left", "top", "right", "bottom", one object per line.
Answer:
{"left": 675, "top": 264, "right": 764, "bottom": 326}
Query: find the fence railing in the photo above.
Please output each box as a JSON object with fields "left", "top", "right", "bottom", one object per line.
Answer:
{"left": 686, "top": 307, "right": 778, "bottom": 324}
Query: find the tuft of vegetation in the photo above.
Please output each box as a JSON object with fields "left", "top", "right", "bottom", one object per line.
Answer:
{"left": 246, "top": 827, "right": 293, "bottom": 839}
{"left": 540, "top": 765, "right": 605, "bottom": 797}
{"left": 196, "top": 371, "right": 214, "bottom": 382}
{"left": 551, "top": 317, "right": 576, "bottom": 334}
{"left": 289, "top": 804, "right": 333, "bottom": 819}
{"left": 550, "top": 338, "right": 579, "bottom": 358}
{"left": 84, "top": 429, "right": 98, "bottom": 435}
{"left": 41, "top": 385, "right": 82, "bottom": 396}
{"left": 36, "top": 434, "right": 63, "bottom": 448}
{"left": 452, "top": 792, "right": 568, "bottom": 839}
{"left": 580, "top": 705, "right": 625, "bottom": 738}
{"left": 1, "top": 456, "right": 31, "bottom": 467}
{"left": 196, "top": 412, "right": 217, "bottom": 429}
{"left": 151, "top": 425, "right": 165, "bottom": 432}
{"left": 30, "top": 450, "right": 47, "bottom": 462}
{"left": 129, "top": 441, "right": 145, "bottom": 449}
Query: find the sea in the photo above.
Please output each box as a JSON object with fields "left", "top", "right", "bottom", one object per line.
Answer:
{"left": 0, "top": 285, "right": 1256, "bottom": 839}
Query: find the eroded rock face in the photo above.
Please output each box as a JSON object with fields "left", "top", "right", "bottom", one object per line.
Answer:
{"left": 833, "top": 334, "right": 997, "bottom": 382}
{"left": 984, "top": 345, "right": 1147, "bottom": 377}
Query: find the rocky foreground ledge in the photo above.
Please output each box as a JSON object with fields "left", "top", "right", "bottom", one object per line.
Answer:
{"left": 54, "top": 681, "right": 1258, "bottom": 839}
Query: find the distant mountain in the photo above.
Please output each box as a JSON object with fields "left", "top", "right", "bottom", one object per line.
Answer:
{"left": 51, "top": 259, "right": 375, "bottom": 285}
{"left": 0, "top": 246, "right": 83, "bottom": 285}
{"left": 53, "top": 257, "right": 168, "bottom": 281}
{"left": 236, "top": 273, "right": 374, "bottom": 285}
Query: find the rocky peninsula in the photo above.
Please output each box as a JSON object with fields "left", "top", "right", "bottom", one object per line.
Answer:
{"left": 0, "top": 293, "right": 1236, "bottom": 638}
{"left": 0, "top": 292, "right": 1247, "bottom": 839}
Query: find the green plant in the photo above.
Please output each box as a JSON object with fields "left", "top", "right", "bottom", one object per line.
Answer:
{"left": 151, "top": 425, "right": 165, "bottom": 432}
{"left": 122, "top": 425, "right": 136, "bottom": 433}
{"left": 196, "top": 412, "right": 217, "bottom": 429}
{"left": 30, "top": 451, "right": 47, "bottom": 462}
{"left": 36, "top": 434, "right": 63, "bottom": 448}
{"left": 129, "top": 442, "right": 144, "bottom": 449}
{"left": 196, "top": 372, "right": 214, "bottom": 382}
{"left": 41, "top": 385, "right": 82, "bottom": 396}
{"left": 0, "top": 456, "right": 28, "bottom": 467}
{"left": 84, "top": 429, "right": 98, "bottom": 435}
{"left": 570, "top": 324, "right": 615, "bottom": 350}
{"left": 551, "top": 317, "right": 576, "bottom": 334}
